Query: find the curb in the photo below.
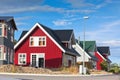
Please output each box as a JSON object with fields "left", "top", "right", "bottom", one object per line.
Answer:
{"left": 0, "top": 72, "right": 113, "bottom": 77}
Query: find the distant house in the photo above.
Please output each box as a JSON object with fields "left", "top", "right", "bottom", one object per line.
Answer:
{"left": 97, "top": 46, "right": 111, "bottom": 70}
{"left": 0, "top": 16, "right": 17, "bottom": 64}
{"left": 14, "top": 23, "right": 79, "bottom": 68}
{"left": 73, "top": 40, "right": 97, "bottom": 69}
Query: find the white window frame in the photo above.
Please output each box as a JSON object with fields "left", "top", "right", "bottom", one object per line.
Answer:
{"left": 0, "top": 24, "right": 8, "bottom": 37}
{"left": 0, "top": 47, "right": 2, "bottom": 60}
{"left": 18, "top": 53, "right": 27, "bottom": 65}
{"left": 0, "top": 24, "right": 2, "bottom": 37}
{"left": 31, "top": 53, "right": 45, "bottom": 68}
{"left": 11, "top": 28, "right": 14, "bottom": 41}
{"left": 4, "top": 24, "right": 7, "bottom": 38}
{"left": 29, "top": 36, "right": 46, "bottom": 47}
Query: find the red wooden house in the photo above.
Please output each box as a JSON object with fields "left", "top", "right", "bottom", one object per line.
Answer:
{"left": 95, "top": 51, "right": 106, "bottom": 70}
{"left": 96, "top": 46, "right": 111, "bottom": 70}
{"left": 14, "top": 23, "right": 79, "bottom": 68}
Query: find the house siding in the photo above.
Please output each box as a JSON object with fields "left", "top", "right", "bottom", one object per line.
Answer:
{"left": 0, "top": 37, "right": 14, "bottom": 64}
{"left": 95, "top": 52, "right": 103, "bottom": 70}
{"left": 72, "top": 44, "right": 90, "bottom": 62}
{"left": 62, "top": 53, "right": 76, "bottom": 67}
{"left": 14, "top": 26, "right": 63, "bottom": 68}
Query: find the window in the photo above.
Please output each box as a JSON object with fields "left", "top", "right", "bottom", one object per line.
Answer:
{"left": 39, "top": 37, "right": 46, "bottom": 46}
{"left": 0, "top": 28, "right": 2, "bottom": 36}
{"left": 11, "top": 28, "right": 14, "bottom": 41}
{"left": 0, "top": 47, "right": 2, "bottom": 59}
{"left": 30, "top": 37, "right": 34, "bottom": 46}
{"left": 30, "top": 36, "right": 46, "bottom": 47}
{"left": 4, "top": 25, "right": 7, "bottom": 37}
{"left": 0, "top": 24, "right": 2, "bottom": 27}
{"left": 18, "top": 53, "right": 26, "bottom": 65}
{"left": 0, "top": 24, "right": 8, "bottom": 37}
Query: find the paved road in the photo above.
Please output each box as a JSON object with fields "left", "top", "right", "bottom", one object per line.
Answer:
{"left": 0, "top": 74, "right": 120, "bottom": 80}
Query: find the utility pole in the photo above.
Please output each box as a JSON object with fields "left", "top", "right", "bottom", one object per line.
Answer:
{"left": 83, "top": 16, "right": 89, "bottom": 74}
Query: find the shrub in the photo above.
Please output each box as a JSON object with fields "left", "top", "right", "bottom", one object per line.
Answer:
{"left": 100, "top": 61, "right": 108, "bottom": 71}
{"left": 110, "top": 67, "right": 120, "bottom": 74}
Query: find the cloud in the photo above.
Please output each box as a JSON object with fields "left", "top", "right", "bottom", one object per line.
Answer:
{"left": 15, "top": 16, "right": 33, "bottom": 21}
{"left": 85, "top": 20, "right": 120, "bottom": 40}
{"left": 53, "top": 16, "right": 83, "bottom": 26}
{"left": 95, "top": 0, "right": 112, "bottom": 9}
{"left": 65, "top": 0, "right": 112, "bottom": 10}
{"left": 66, "top": 9, "right": 95, "bottom": 13}
{"left": 0, "top": 0, "right": 95, "bottom": 14}
{"left": 65, "top": 0, "right": 94, "bottom": 8}
{"left": 0, "top": 5, "right": 66, "bottom": 14}
{"left": 53, "top": 20, "right": 72, "bottom": 26}
{"left": 97, "top": 40, "right": 120, "bottom": 47}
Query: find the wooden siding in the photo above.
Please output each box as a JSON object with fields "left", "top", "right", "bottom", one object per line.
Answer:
{"left": 14, "top": 26, "right": 63, "bottom": 68}
{"left": 95, "top": 52, "right": 104, "bottom": 70}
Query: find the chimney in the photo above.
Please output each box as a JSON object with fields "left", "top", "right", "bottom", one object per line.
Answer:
{"left": 78, "top": 36, "right": 80, "bottom": 44}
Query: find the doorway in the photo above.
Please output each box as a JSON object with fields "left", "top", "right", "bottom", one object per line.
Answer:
{"left": 31, "top": 53, "right": 45, "bottom": 68}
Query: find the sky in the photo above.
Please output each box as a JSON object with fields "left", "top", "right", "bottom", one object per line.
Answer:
{"left": 0, "top": 0, "right": 120, "bottom": 64}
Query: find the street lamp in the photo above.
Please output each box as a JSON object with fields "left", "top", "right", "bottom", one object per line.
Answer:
{"left": 83, "top": 16, "right": 89, "bottom": 75}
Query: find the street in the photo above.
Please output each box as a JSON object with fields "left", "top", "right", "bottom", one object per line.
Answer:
{"left": 0, "top": 73, "right": 120, "bottom": 80}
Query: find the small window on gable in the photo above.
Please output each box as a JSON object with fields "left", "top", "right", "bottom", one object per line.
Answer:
{"left": 30, "top": 36, "right": 46, "bottom": 47}
{"left": 38, "top": 37, "right": 46, "bottom": 46}
{"left": 30, "top": 37, "right": 34, "bottom": 46}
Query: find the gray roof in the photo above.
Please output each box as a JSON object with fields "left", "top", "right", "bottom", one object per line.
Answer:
{"left": 18, "top": 23, "right": 80, "bottom": 56}
{"left": 97, "top": 46, "right": 110, "bottom": 55}
{"left": 0, "top": 16, "right": 17, "bottom": 30}
{"left": 0, "top": 16, "right": 13, "bottom": 21}
{"left": 19, "top": 31, "right": 28, "bottom": 40}
{"left": 54, "top": 30, "right": 73, "bottom": 42}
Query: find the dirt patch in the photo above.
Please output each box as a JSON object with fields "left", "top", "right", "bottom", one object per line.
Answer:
{"left": 0, "top": 65, "right": 52, "bottom": 74}
{"left": 90, "top": 69, "right": 112, "bottom": 74}
{"left": 0, "top": 65, "right": 79, "bottom": 74}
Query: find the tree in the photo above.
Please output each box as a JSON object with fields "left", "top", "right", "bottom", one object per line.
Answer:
{"left": 110, "top": 63, "right": 120, "bottom": 74}
{"left": 13, "top": 39, "right": 18, "bottom": 45}
{"left": 100, "top": 60, "right": 108, "bottom": 71}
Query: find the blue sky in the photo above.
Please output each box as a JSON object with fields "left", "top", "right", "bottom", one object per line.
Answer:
{"left": 1, "top": 0, "right": 120, "bottom": 64}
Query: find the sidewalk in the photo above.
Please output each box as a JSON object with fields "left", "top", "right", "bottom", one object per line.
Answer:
{"left": 0, "top": 72, "right": 113, "bottom": 77}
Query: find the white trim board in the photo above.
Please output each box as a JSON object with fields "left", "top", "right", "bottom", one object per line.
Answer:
{"left": 97, "top": 51, "right": 106, "bottom": 61}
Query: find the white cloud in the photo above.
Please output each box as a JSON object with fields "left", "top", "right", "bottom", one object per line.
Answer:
{"left": 0, "top": 5, "right": 66, "bottom": 14}
{"left": 66, "top": 9, "right": 95, "bottom": 13}
{"left": 15, "top": 16, "right": 33, "bottom": 21}
{"left": 0, "top": 0, "right": 96, "bottom": 14}
{"left": 65, "top": 0, "right": 94, "bottom": 8}
{"left": 65, "top": 0, "right": 112, "bottom": 10}
{"left": 97, "top": 40, "right": 120, "bottom": 47}
{"left": 85, "top": 20, "right": 120, "bottom": 40}
{"left": 53, "top": 20, "right": 72, "bottom": 26}
{"left": 53, "top": 16, "right": 83, "bottom": 26}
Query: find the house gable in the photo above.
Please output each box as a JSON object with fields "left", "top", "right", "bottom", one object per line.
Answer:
{"left": 14, "top": 23, "right": 65, "bottom": 53}
{"left": 72, "top": 43, "right": 91, "bottom": 62}
{"left": 96, "top": 51, "right": 106, "bottom": 61}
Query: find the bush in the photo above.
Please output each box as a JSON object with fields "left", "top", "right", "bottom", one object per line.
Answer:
{"left": 100, "top": 61, "right": 108, "bottom": 71}
{"left": 110, "top": 67, "right": 120, "bottom": 74}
